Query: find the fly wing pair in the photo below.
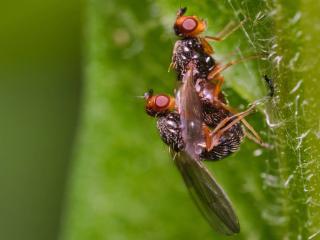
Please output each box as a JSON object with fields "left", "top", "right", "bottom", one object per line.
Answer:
{"left": 175, "top": 64, "right": 240, "bottom": 235}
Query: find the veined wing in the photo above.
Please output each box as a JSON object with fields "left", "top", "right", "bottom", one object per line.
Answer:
{"left": 173, "top": 151, "right": 240, "bottom": 235}
{"left": 177, "top": 63, "right": 203, "bottom": 160}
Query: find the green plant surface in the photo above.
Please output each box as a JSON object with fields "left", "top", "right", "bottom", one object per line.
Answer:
{"left": 269, "top": 0, "right": 320, "bottom": 238}
{"left": 60, "top": 0, "right": 320, "bottom": 239}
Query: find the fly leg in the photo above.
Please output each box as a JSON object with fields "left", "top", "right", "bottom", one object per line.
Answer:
{"left": 168, "top": 40, "right": 179, "bottom": 72}
{"left": 204, "top": 19, "right": 246, "bottom": 42}
{"left": 205, "top": 98, "right": 272, "bottom": 150}
{"left": 199, "top": 19, "right": 246, "bottom": 55}
{"left": 199, "top": 20, "right": 246, "bottom": 55}
{"left": 207, "top": 55, "right": 259, "bottom": 99}
{"left": 245, "top": 130, "right": 272, "bottom": 148}
{"left": 168, "top": 61, "right": 176, "bottom": 72}
{"left": 208, "top": 66, "right": 225, "bottom": 99}
{"left": 203, "top": 104, "right": 256, "bottom": 151}
{"left": 214, "top": 100, "right": 265, "bottom": 147}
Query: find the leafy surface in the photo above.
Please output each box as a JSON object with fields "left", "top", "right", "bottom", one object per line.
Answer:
{"left": 60, "top": 0, "right": 320, "bottom": 239}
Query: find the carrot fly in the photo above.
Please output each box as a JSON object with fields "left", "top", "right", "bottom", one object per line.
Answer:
{"left": 143, "top": 7, "right": 271, "bottom": 236}
{"left": 144, "top": 90, "right": 240, "bottom": 235}
{"left": 144, "top": 66, "right": 253, "bottom": 234}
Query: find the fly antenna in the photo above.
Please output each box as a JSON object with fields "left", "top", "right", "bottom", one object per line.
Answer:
{"left": 135, "top": 89, "right": 153, "bottom": 100}
{"left": 135, "top": 95, "right": 145, "bottom": 99}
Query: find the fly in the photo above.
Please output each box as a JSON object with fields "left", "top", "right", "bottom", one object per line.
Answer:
{"left": 143, "top": 7, "right": 271, "bottom": 236}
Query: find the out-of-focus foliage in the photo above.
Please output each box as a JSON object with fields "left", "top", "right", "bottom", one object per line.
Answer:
{"left": 60, "top": 0, "right": 320, "bottom": 240}
{"left": 0, "top": 1, "right": 81, "bottom": 240}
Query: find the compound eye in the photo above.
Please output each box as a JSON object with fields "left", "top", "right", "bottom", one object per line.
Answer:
{"left": 182, "top": 17, "right": 198, "bottom": 32}
{"left": 155, "top": 95, "right": 170, "bottom": 109}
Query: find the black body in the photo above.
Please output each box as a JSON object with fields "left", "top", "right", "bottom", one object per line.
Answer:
{"left": 156, "top": 102, "right": 244, "bottom": 161}
{"left": 172, "top": 38, "right": 215, "bottom": 81}
{"left": 157, "top": 112, "right": 184, "bottom": 152}
{"left": 170, "top": 35, "right": 244, "bottom": 160}
{"left": 200, "top": 100, "right": 244, "bottom": 160}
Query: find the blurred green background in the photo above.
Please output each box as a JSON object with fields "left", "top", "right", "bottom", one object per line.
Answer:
{"left": 0, "top": 1, "right": 81, "bottom": 240}
{"left": 2, "top": 0, "right": 320, "bottom": 240}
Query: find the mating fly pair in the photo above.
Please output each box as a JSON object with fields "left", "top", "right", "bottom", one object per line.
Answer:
{"left": 144, "top": 8, "right": 269, "bottom": 235}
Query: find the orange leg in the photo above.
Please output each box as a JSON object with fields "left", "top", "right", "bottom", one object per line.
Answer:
{"left": 209, "top": 55, "right": 259, "bottom": 81}
{"left": 203, "top": 54, "right": 263, "bottom": 146}
{"left": 203, "top": 104, "right": 256, "bottom": 151}
{"left": 207, "top": 55, "right": 260, "bottom": 100}
{"left": 204, "top": 19, "right": 246, "bottom": 42}
{"left": 208, "top": 62, "right": 237, "bottom": 99}
{"left": 210, "top": 71, "right": 225, "bottom": 98}
{"left": 199, "top": 19, "right": 246, "bottom": 55}
{"left": 202, "top": 124, "right": 213, "bottom": 152}
{"left": 203, "top": 99, "right": 271, "bottom": 150}
{"left": 214, "top": 100, "right": 263, "bottom": 145}
{"left": 245, "top": 131, "right": 272, "bottom": 149}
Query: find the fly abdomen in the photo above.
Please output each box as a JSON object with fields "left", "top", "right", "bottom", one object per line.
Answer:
{"left": 157, "top": 112, "right": 184, "bottom": 152}
{"left": 172, "top": 38, "right": 215, "bottom": 81}
{"left": 200, "top": 125, "right": 244, "bottom": 161}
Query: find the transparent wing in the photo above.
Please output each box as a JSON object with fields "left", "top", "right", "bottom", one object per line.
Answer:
{"left": 173, "top": 151, "right": 240, "bottom": 235}
{"left": 177, "top": 62, "right": 239, "bottom": 234}
{"left": 177, "top": 64, "right": 203, "bottom": 160}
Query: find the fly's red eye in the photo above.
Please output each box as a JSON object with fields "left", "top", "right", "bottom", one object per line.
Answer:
{"left": 174, "top": 15, "right": 205, "bottom": 37}
{"left": 182, "top": 18, "right": 197, "bottom": 32}
{"left": 155, "top": 95, "right": 170, "bottom": 108}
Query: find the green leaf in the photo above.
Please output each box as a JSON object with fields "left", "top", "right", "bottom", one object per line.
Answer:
{"left": 59, "top": 0, "right": 320, "bottom": 239}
